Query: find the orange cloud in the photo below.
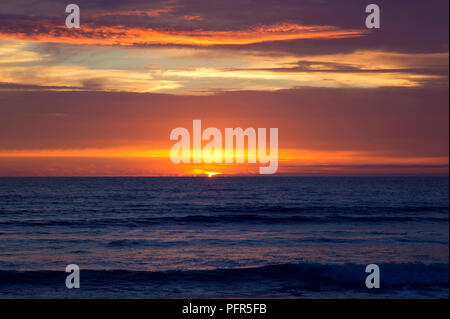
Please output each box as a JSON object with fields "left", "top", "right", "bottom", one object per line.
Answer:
{"left": 182, "top": 15, "right": 203, "bottom": 21}
{"left": 0, "top": 148, "right": 447, "bottom": 176}
{"left": 0, "top": 147, "right": 446, "bottom": 164}
{"left": 0, "top": 20, "right": 367, "bottom": 46}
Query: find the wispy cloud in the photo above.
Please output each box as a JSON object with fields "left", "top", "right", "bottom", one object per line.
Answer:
{"left": 0, "top": 15, "right": 367, "bottom": 47}
{"left": 0, "top": 40, "right": 445, "bottom": 93}
{"left": 91, "top": 8, "right": 175, "bottom": 18}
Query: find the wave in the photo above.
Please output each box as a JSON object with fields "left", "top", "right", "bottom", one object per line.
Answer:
{"left": 213, "top": 205, "right": 449, "bottom": 214}
{"left": 4, "top": 205, "right": 447, "bottom": 215}
{"left": 0, "top": 262, "right": 447, "bottom": 290}
{"left": 0, "top": 213, "right": 447, "bottom": 227}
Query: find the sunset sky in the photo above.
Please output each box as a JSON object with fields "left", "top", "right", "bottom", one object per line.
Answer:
{"left": 0, "top": 0, "right": 448, "bottom": 176}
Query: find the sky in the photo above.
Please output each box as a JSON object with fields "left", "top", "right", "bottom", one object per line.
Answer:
{"left": 0, "top": 0, "right": 448, "bottom": 176}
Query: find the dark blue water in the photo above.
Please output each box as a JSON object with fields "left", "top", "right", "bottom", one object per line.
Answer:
{"left": 0, "top": 177, "right": 448, "bottom": 298}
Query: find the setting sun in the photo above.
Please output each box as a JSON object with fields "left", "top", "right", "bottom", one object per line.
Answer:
{"left": 191, "top": 168, "right": 222, "bottom": 177}
{"left": 207, "top": 172, "right": 220, "bottom": 178}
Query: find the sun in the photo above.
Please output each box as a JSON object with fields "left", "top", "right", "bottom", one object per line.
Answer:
{"left": 191, "top": 168, "right": 222, "bottom": 177}
{"left": 207, "top": 172, "right": 220, "bottom": 178}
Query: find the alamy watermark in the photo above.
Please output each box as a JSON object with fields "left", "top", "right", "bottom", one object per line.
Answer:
{"left": 65, "top": 264, "right": 80, "bottom": 288}
{"left": 365, "top": 264, "right": 381, "bottom": 288}
{"left": 65, "top": 4, "right": 80, "bottom": 28}
{"left": 170, "top": 120, "right": 278, "bottom": 174}
{"left": 365, "top": 4, "right": 380, "bottom": 29}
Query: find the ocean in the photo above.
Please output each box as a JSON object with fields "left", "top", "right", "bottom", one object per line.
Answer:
{"left": 0, "top": 176, "right": 448, "bottom": 298}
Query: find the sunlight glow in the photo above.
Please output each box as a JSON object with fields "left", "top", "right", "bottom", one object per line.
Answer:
{"left": 208, "top": 172, "right": 220, "bottom": 178}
